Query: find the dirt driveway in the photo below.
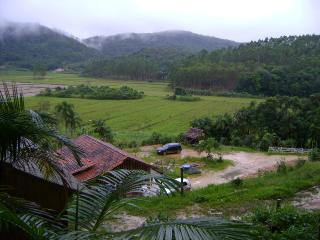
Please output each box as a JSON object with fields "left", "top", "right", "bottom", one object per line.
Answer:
{"left": 0, "top": 82, "right": 64, "bottom": 96}
{"left": 191, "top": 151, "right": 301, "bottom": 188}
{"left": 137, "top": 146, "right": 304, "bottom": 189}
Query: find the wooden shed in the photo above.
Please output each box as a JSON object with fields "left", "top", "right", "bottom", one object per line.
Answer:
{"left": 184, "top": 128, "right": 204, "bottom": 144}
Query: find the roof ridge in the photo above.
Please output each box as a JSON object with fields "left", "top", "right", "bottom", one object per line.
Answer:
{"left": 83, "top": 135, "right": 128, "bottom": 157}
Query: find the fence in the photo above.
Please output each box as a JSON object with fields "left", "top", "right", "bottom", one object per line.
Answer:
{"left": 268, "top": 146, "right": 311, "bottom": 154}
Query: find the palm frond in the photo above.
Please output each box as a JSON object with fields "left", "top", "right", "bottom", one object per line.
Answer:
{"left": 117, "top": 217, "right": 255, "bottom": 240}
{"left": 62, "top": 170, "right": 180, "bottom": 232}
{"left": 0, "top": 82, "right": 83, "bottom": 182}
{"left": 0, "top": 191, "right": 60, "bottom": 240}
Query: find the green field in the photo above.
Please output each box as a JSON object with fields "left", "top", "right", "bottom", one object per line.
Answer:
{"left": 0, "top": 70, "right": 260, "bottom": 142}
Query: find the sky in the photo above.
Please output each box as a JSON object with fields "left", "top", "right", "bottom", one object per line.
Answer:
{"left": 0, "top": 0, "right": 319, "bottom": 42}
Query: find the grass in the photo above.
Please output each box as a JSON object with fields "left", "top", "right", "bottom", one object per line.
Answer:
{"left": 126, "top": 161, "right": 320, "bottom": 218}
{"left": 0, "top": 70, "right": 261, "bottom": 142}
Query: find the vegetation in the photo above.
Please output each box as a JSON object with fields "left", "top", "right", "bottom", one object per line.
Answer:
{"left": 84, "top": 31, "right": 238, "bottom": 58}
{"left": 0, "top": 83, "right": 81, "bottom": 183}
{"left": 0, "top": 22, "right": 98, "bottom": 70}
{"left": 55, "top": 101, "right": 82, "bottom": 135}
{"left": 39, "top": 84, "right": 144, "bottom": 100}
{"left": 249, "top": 205, "right": 320, "bottom": 239}
{"left": 197, "top": 138, "right": 221, "bottom": 160}
{"left": 127, "top": 161, "right": 320, "bottom": 217}
{"left": 0, "top": 170, "right": 254, "bottom": 240}
{"left": 32, "top": 63, "right": 47, "bottom": 79}
{"left": 170, "top": 35, "right": 320, "bottom": 96}
{"left": 192, "top": 95, "right": 320, "bottom": 150}
{"left": 0, "top": 71, "right": 256, "bottom": 143}
{"left": 91, "top": 119, "right": 114, "bottom": 142}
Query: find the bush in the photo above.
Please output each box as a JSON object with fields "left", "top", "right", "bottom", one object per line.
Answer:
{"left": 193, "top": 195, "right": 209, "bottom": 203}
{"left": 309, "top": 148, "right": 320, "bottom": 161}
{"left": 250, "top": 205, "right": 320, "bottom": 240}
{"left": 231, "top": 136, "right": 242, "bottom": 146}
{"left": 277, "top": 161, "right": 287, "bottom": 173}
{"left": 141, "top": 132, "right": 178, "bottom": 145}
{"left": 39, "top": 84, "right": 144, "bottom": 100}
{"left": 231, "top": 177, "right": 243, "bottom": 187}
{"left": 295, "top": 159, "right": 306, "bottom": 168}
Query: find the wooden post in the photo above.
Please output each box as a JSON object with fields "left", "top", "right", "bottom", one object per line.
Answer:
{"left": 276, "top": 198, "right": 281, "bottom": 210}
{"left": 180, "top": 167, "right": 184, "bottom": 196}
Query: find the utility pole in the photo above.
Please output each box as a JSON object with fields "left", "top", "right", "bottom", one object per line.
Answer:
{"left": 180, "top": 167, "right": 184, "bottom": 196}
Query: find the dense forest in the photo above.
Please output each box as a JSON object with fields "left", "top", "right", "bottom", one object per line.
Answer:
{"left": 171, "top": 35, "right": 320, "bottom": 97}
{"left": 192, "top": 94, "right": 320, "bottom": 150}
{"left": 82, "top": 48, "right": 186, "bottom": 80}
{"left": 83, "top": 34, "right": 320, "bottom": 97}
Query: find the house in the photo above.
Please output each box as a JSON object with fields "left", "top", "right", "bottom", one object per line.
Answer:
{"left": 0, "top": 161, "right": 79, "bottom": 212}
{"left": 0, "top": 135, "right": 154, "bottom": 212}
{"left": 58, "top": 135, "right": 154, "bottom": 182}
{"left": 184, "top": 128, "right": 204, "bottom": 144}
{"left": 52, "top": 68, "right": 64, "bottom": 72}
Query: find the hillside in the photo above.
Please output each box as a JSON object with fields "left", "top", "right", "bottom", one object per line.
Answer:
{"left": 0, "top": 22, "right": 98, "bottom": 69}
{"left": 171, "top": 35, "right": 320, "bottom": 96}
{"left": 83, "top": 30, "right": 239, "bottom": 57}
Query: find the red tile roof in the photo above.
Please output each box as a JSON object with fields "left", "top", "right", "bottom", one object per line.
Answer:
{"left": 58, "top": 135, "right": 152, "bottom": 182}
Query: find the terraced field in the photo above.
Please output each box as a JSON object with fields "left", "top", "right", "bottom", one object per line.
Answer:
{"left": 0, "top": 70, "right": 260, "bottom": 141}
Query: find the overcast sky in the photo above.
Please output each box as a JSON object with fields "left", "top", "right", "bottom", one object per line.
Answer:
{"left": 0, "top": 0, "right": 319, "bottom": 41}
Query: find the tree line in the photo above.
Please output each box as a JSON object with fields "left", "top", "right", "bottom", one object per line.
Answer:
{"left": 192, "top": 95, "right": 320, "bottom": 150}
{"left": 171, "top": 35, "right": 320, "bottom": 97}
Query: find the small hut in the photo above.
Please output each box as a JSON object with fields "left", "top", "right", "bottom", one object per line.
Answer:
{"left": 184, "top": 128, "right": 204, "bottom": 144}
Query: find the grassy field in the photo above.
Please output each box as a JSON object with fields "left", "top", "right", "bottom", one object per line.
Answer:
{"left": 0, "top": 70, "right": 261, "bottom": 142}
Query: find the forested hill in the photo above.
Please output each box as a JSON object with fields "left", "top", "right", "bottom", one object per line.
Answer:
{"left": 0, "top": 22, "right": 98, "bottom": 69}
{"left": 171, "top": 35, "right": 320, "bottom": 97}
{"left": 83, "top": 31, "right": 239, "bottom": 57}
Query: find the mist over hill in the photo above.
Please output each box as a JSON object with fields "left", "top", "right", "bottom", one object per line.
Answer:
{"left": 0, "top": 22, "right": 98, "bottom": 69}
{"left": 83, "top": 30, "right": 239, "bottom": 57}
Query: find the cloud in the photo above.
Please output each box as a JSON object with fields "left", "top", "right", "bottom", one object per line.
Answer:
{"left": 0, "top": 0, "right": 319, "bottom": 41}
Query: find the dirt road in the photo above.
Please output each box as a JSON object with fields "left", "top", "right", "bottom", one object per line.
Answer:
{"left": 137, "top": 146, "right": 303, "bottom": 189}
{"left": 190, "top": 151, "right": 301, "bottom": 188}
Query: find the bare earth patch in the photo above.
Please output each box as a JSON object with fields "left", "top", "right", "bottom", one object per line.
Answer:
{"left": 136, "top": 146, "right": 304, "bottom": 189}
{"left": 1, "top": 82, "right": 64, "bottom": 96}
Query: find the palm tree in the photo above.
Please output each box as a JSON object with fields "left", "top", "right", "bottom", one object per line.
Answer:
{"left": 0, "top": 82, "right": 82, "bottom": 183}
{"left": 0, "top": 170, "right": 254, "bottom": 240}
{"left": 91, "top": 119, "right": 113, "bottom": 142}
{"left": 55, "top": 101, "right": 79, "bottom": 134}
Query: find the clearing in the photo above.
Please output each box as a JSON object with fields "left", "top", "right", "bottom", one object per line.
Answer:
{"left": 132, "top": 145, "right": 305, "bottom": 188}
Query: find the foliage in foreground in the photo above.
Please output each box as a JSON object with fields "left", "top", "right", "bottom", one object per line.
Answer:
{"left": 0, "top": 82, "right": 82, "bottom": 182}
{"left": 0, "top": 170, "right": 254, "bottom": 240}
{"left": 39, "top": 84, "right": 144, "bottom": 100}
{"left": 249, "top": 205, "right": 320, "bottom": 240}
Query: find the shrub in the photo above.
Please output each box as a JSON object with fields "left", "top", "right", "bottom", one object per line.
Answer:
{"left": 250, "top": 205, "right": 320, "bottom": 239}
{"left": 276, "top": 161, "right": 287, "bottom": 173}
{"left": 193, "top": 195, "right": 209, "bottom": 203}
{"left": 141, "top": 132, "right": 178, "bottom": 145}
{"left": 231, "top": 136, "right": 242, "bottom": 146}
{"left": 295, "top": 159, "right": 306, "bottom": 168}
{"left": 309, "top": 148, "right": 320, "bottom": 161}
{"left": 231, "top": 177, "right": 243, "bottom": 187}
